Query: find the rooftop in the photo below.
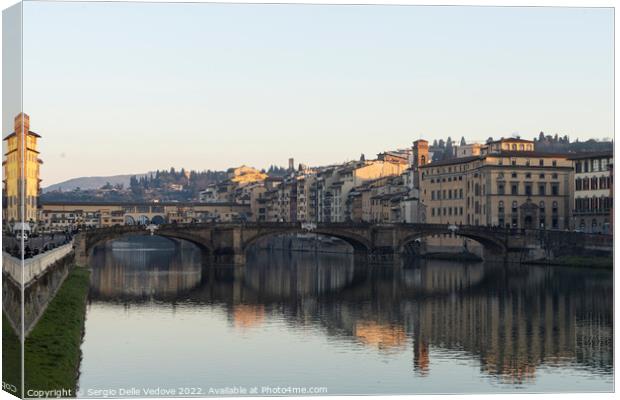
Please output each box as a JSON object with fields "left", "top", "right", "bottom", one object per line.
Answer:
{"left": 566, "top": 151, "right": 614, "bottom": 160}
{"left": 3, "top": 130, "right": 42, "bottom": 140}
{"left": 488, "top": 138, "right": 533, "bottom": 144}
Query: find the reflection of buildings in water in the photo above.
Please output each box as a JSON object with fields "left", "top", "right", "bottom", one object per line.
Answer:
{"left": 400, "top": 261, "right": 484, "bottom": 294}
{"left": 240, "top": 259, "right": 612, "bottom": 384}
{"left": 354, "top": 321, "right": 406, "bottom": 353}
{"left": 422, "top": 234, "right": 484, "bottom": 258}
{"left": 406, "top": 266, "right": 613, "bottom": 384}
{"left": 412, "top": 335, "right": 430, "bottom": 377}
{"left": 232, "top": 304, "right": 265, "bottom": 330}
{"left": 90, "top": 237, "right": 203, "bottom": 300}
{"left": 90, "top": 238, "right": 613, "bottom": 384}
{"left": 243, "top": 250, "right": 356, "bottom": 299}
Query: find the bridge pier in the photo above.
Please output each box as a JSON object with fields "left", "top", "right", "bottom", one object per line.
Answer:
{"left": 232, "top": 253, "right": 246, "bottom": 265}
{"left": 74, "top": 234, "right": 88, "bottom": 267}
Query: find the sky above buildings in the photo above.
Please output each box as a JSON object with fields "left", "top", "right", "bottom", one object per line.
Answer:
{"left": 7, "top": 2, "right": 615, "bottom": 186}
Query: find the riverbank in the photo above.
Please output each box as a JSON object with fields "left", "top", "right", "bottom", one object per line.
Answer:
{"left": 2, "top": 313, "right": 21, "bottom": 397}
{"left": 24, "top": 266, "right": 90, "bottom": 395}
{"left": 526, "top": 255, "right": 613, "bottom": 269}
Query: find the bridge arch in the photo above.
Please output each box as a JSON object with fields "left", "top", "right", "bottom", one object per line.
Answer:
{"left": 82, "top": 228, "right": 215, "bottom": 264}
{"left": 397, "top": 229, "right": 507, "bottom": 257}
{"left": 150, "top": 215, "right": 166, "bottom": 225}
{"left": 137, "top": 215, "right": 150, "bottom": 225}
{"left": 242, "top": 227, "right": 372, "bottom": 254}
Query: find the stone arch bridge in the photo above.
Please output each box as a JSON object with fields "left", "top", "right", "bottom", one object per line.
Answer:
{"left": 74, "top": 222, "right": 612, "bottom": 265}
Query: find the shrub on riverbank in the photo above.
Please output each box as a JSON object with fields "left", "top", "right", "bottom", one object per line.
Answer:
{"left": 24, "top": 267, "right": 90, "bottom": 395}
{"left": 2, "top": 313, "right": 21, "bottom": 397}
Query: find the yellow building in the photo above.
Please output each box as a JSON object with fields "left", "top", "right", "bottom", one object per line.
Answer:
{"left": 3, "top": 113, "right": 42, "bottom": 228}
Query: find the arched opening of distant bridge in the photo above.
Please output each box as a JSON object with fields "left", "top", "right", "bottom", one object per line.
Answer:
{"left": 79, "top": 228, "right": 215, "bottom": 267}
{"left": 398, "top": 229, "right": 506, "bottom": 262}
{"left": 241, "top": 227, "right": 372, "bottom": 257}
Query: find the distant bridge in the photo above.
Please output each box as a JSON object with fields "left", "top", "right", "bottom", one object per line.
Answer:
{"left": 74, "top": 222, "right": 613, "bottom": 265}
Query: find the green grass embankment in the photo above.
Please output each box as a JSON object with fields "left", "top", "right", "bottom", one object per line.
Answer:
{"left": 2, "top": 313, "right": 22, "bottom": 398}
{"left": 24, "top": 267, "right": 90, "bottom": 396}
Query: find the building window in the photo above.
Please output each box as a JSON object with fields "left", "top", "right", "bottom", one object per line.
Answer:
{"left": 511, "top": 172, "right": 517, "bottom": 178}
{"left": 511, "top": 183, "right": 518, "bottom": 195}
{"left": 512, "top": 201, "right": 518, "bottom": 213}
{"left": 539, "top": 159, "right": 545, "bottom": 167}
{"left": 552, "top": 160, "right": 557, "bottom": 167}
{"left": 525, "top": 183, "right": 532, "bottom": 196}
{"left": 591, "top": 177, "right": 598, "bottom": 190}
{"left": 551, "top": 184, "right": 559, "bottom": 196}
{"left": 539, "top": 183, "right": 546, "bottom": 195}
{"left": 498, "top": 201, "right": 505, "bottom": 213}
{"left": 575, "top": 161, "right": 581, "bottom": 173}
{"left": 526, "top": 173, "right": 531, "bottom": 178}
{"left": 498, "top": 183, "right": 505, "bottom": 195}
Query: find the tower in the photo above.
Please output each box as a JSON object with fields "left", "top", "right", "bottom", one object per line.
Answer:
{"left": 412, "top": 139, "right": 429, "bottom": 168}
{"left": 3, "top": 113, "right": 42, "bottom": 229}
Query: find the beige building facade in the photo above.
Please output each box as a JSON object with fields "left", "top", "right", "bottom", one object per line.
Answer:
{"left": 420, "top": 151, "right": 573, "bottom": 229}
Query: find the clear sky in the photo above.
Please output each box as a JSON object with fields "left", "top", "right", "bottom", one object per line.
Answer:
{"left": 14, "top": 2, "right": 614, "bottom": 186}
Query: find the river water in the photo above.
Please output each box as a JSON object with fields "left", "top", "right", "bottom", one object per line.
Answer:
{"left": 77, "top": 235, "right": 613, "bottom": 396}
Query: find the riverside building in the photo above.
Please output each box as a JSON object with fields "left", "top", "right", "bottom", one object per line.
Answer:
{"left": 568, "top": 151, "right": 613, "bottom": 233}
{"left": 420, "top": 140, "right": 572, "bottom": 229}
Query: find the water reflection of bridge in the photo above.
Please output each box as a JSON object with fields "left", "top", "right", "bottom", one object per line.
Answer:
{"left": 89, "top": 237, "right": 612, "bottom": 384}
